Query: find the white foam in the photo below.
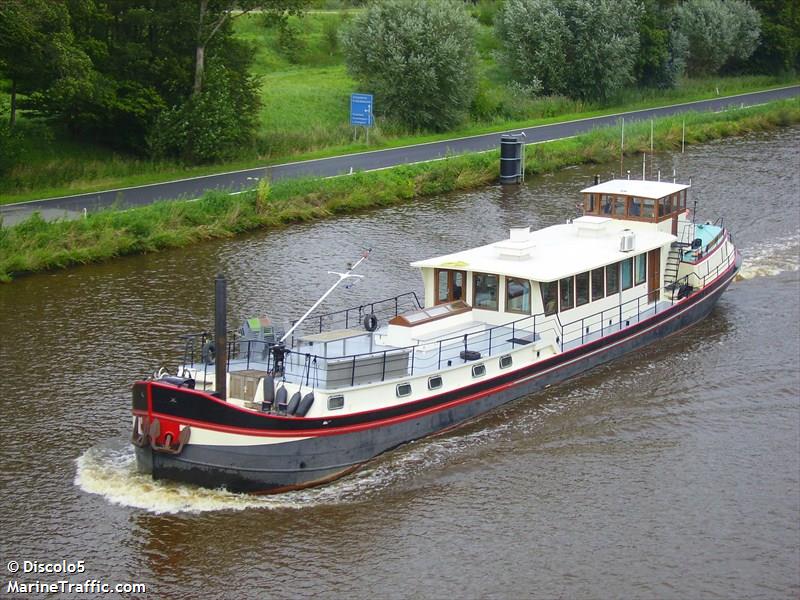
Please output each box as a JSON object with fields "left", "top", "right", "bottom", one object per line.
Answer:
{"left": 737, "top": 232, "right": 800, "bottom": 281}
{"left": 74, "top": 400, "right": 566, "bottom": 515}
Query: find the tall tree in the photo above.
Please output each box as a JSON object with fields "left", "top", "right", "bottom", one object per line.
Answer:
{"left": 0, "top": 0, "right": 79, "bottom": 126}
{"left": 190, "top": 0, "right": 307, "bottom": 95}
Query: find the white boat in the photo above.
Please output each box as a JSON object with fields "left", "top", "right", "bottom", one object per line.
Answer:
{"left": 132, "top": 176, "right": 740, "bottom": 493}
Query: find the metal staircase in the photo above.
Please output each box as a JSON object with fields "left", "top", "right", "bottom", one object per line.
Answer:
{"left": 664, "top": 242, "right": 685, "bottom": 291}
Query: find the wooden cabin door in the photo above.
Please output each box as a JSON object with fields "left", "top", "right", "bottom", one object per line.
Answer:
{"left": 648, "top": 248, "right": 661, "bottom": 303}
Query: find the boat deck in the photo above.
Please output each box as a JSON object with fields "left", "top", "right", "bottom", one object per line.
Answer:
{"left": 187, "top": 297, "right": 673, "bottom": 390}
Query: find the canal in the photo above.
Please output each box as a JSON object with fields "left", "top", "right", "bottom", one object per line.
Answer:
{"left": 0, "top": 128, "right": 798, "bottom": 599}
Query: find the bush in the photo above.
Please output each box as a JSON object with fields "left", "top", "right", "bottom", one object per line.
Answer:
{"left": 0, "top": 121, "right": 24, "bottom": 176}
{"left": 341, "top": 0, "right": 477, "bottom": 131}
{"left": 495, "top": 0, "right": 569, "bottom": 96}
{"left": 496, "top": 0, "right": 641, "bottom": 102}
{"left": 147, "top": 62, "right": 259, "bottom": 163}
{"left": 675, "top": 0, "right": 761, "bottom": 76}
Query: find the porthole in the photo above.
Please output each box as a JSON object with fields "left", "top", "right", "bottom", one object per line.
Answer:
{"left": 499, "top": 355, "right": 513, "bottom": 369}
{"left": 428, "top": 376, "right": 443, "bottom": 390}
{"left": 472, "top": 364, "right": 486, "bottom": 378}
{"left": 328, "top": 395, "right": 344, "bottom": 410}
{"left": 396, "top": 383, "right": 412, "bottom": 397}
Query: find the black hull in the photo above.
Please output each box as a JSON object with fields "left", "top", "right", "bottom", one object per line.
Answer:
{"left": 134, "top": 264, "right": 737, "bottom": 494}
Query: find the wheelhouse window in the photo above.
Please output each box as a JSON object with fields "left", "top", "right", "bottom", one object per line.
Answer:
{"left": 506, "top": 277, "right": 531, "bottom": 314}
{"left": 601, "top": 194, "right": 614, "bottom": 215}
{"left": 629, "top": 197, "right": 642, "bottom": 217}
{"left": 635, "top": 254, "right": 646, "bottom": 285}
{"left": 585, "top": 193, "right": 597, "bottom": 213}
{"left": 435, "top": 269, "right": 466, "bottom": 305}
{"left": 591, "top": 268, "right": 605, "bottom": 301}
{"left": 541, "top": 281, "right": 558, "bottom": 316}
{"left": 473, "top": 272, "right": 499, "bottom": 311}
{"left": 606, "top": 262, "right": 620, "bottom": 295}
{"left": 559, "top": 276, "right": 574, "bottom": 311}
{"left": 658, "top": 195, "right": 672, "bottom": 218}
{"left": 641, "top": 199, "right": 655, "bottom": 219}
{"left": 613, "top": 196, "right": 627, "bottom": 216}
{"left": 575, "top": 272, "right": 590, "bottom": 307}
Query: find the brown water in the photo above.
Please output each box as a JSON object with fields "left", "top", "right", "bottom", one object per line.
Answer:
{"left": 1, "top": 129, "right": 798, "bottom": 599}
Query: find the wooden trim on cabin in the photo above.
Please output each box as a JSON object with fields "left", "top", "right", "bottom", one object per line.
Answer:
{"left": 389, "top": 300, "right": 471, "bottom": 327}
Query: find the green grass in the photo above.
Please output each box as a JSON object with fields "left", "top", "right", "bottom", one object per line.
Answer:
{"left": 0, "top": 11, "right": 797, "bottom": 205}
{"left": 1, "top": 98, "right": 798, "bottom": 283}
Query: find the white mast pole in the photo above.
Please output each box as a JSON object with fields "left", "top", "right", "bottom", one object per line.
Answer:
{"left": 280, "top": 250, "right": 371, "bottom": 343}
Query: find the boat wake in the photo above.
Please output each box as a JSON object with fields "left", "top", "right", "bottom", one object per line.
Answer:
{"left": 737, "top": 232, "right": 799, "bottom": 280}
{"left": 74, "top": 402, "right": 565, "bottom": 515}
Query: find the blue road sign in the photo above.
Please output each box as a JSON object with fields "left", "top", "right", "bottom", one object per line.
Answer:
{"left": 350, "top": 93, "right": 373, "bottom": 127}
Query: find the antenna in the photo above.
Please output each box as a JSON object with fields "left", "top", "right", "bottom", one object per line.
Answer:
{"left": 280, "top": 249, "right": 372, "bottom": 343}
{"left": 657, "top": 169, "right": 661, "bottom": 182}
{"left": 672, "top": 168, "right": 676, "bottom": 183}
{"left": 642, "top": 153, "right": 646, "bottom": 180}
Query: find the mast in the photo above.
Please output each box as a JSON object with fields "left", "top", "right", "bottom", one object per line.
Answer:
{"left": 279, "top": 249, "right": 372, "bottom": 344}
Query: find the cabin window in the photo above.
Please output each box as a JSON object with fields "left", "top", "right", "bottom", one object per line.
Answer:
{"left": 575, "top": 272, "right": 590, "bottom": 306}
{"left": 641, "top": 199, "right": 655, "bottom": 219}
{"left": 559, "top": 276, "right": 574, "bottom": 311}
{"left": 499, "top": 355, "right": 513, "bottom": 369}
{"left": 621, "top": 258, "right": 634, "bottom": 290}
{"left": 601, "top": 194, "right": 614, "bottom": 215}
{"left": 606, "top": 263, "right": 620, "bottom": 295}
{"left": 428, "top": 376, "right": 443, "bottom": 390}
{"left": 585, "top": 193, "right": 597, "bottom": 213}
{"left": 473, "top": 272, "right": 499, "bottom": 311}
{"left": 541, "top": 281, "right": 558, "bottom": 316}
{"left": 472, "top": 364, "right": 486, "bottom": 378}
{"left": 328, "top": 395, "right": 344, "bottom": 410}
{"left": 435, "top": 269, "right": 466, "bottom": 305}
{"left": 629, "top": 197, "right": 642, "bottom": 217}
{"left": 613, "top": 196, "right": 627, "bottom": 216}
{"left": 591, "top": 268, "right": 605, "bottom": 301}
{"left": 635, "top": 254, "right": 646, "bottom": 285}
{"left": 396, "top": 383, "right": 412, "bottom": 397}
{"left": 506, "top": 277, "right": 531, "bottom": 314}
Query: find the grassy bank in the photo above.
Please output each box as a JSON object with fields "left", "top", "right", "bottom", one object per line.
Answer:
{"left": 0, "top": 6, "right": 796, "bottom": 204}
{"left": 1, "top": 98, "right": 798, "bottom": 283}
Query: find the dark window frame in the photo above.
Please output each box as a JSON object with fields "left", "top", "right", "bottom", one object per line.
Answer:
{"left": 505, "top": 277, "right": 532, "bottom": 315}
{"left": 472, "top": 272, "right": 499, "bottom": 311}
{"left": 591, "top": 268, "right": 605, "bottom": 301}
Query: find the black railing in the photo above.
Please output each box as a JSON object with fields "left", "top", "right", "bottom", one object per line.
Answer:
{"left": 289, "top": 291, "right": 422, "bottom": 342}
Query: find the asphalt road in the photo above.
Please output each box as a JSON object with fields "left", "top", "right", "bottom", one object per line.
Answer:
{"left": 2, "top": 85, "right": 798, "bottom": 225}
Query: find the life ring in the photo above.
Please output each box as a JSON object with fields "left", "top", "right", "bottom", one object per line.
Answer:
{"left": 202, "top": 340, "right": 216, "bottom": 364}
{"left": 363, "top": 313, "right": 379, "bottom": 332}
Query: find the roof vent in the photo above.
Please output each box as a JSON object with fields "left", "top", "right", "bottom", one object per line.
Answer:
{"left": 495, "top": 226, "right": 535, "bottom": 260}
{"left": 619, "top": 229, "right": 635, "bottom": 252}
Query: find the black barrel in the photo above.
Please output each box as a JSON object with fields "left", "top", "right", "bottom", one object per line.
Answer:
{"left": 500, "top": 134, "right": 524, "bottom": 184}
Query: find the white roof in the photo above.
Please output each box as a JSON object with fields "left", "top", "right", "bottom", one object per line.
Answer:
{"left": 411, "top": 217, "right": 675, "bottom": 281}
{"left": 581, "top": 178, "right": 689, "bottom": 199}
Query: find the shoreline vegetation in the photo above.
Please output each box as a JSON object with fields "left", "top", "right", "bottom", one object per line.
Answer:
{"left": 0, "top": 77, "right": 796, "bottom": 206}
{"left": 0, "top": 97, "right": 798, "bottom": 283}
